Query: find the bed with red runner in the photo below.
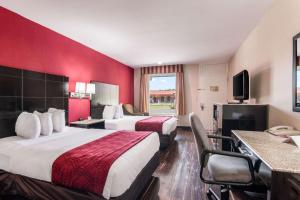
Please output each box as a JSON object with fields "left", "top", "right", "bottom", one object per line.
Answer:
{"left": 0, "top": 127, "right": 160, "bottom": 200}
{"left": 135, "top": 116, "right": 172, "bottom": 133}
{"left": 52, "top": 131, "right": 153, "bottom": 195}
{"left": 104, "top": 116, "right": 177, "bottom": 150}
{"left": 135, "top": 116, "right": 177, "bottom": 150}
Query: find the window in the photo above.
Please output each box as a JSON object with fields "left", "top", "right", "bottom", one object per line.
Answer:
{"left": 149, "top": 73, "right": 176, "bottom": 115}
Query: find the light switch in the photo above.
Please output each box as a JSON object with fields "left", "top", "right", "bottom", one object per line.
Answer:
{"left": 210, "top": 86, "right": 219, "bottom": 92}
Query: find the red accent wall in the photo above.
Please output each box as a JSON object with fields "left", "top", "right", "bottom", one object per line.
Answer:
{"left": 0, "top": 7, "right": 134, "bottom": 122}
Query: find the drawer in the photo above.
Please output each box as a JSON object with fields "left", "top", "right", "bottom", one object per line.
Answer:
{"left": 271, "top": 172, "right": 300, "bottom": 200}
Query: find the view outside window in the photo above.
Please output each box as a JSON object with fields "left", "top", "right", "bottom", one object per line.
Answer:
{"left": 149, "top": 74, "right": 176, "bottom": 115}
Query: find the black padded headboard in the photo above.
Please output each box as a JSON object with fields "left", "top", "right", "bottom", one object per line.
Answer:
{"left": 0, "top": 65, "right": 69, "bottom": 138}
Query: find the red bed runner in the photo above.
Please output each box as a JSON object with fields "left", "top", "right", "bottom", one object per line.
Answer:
{"left": 52, "top": 131, "right": 153, "bottom": 195}
{"left": 135, "top": 116, "right": 171, "bottom": 133}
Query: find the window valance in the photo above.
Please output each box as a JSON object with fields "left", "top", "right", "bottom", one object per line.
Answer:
{"left": 141, "top": 64, "right": 183, "bottom": 75}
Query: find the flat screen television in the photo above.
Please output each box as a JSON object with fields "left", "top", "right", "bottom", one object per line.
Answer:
{"left": 233, "top": 70, "right": 249, "bottom": 103}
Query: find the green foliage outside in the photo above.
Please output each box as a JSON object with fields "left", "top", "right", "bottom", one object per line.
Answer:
{"left": 150, "top": 103, "right": 175, "bottom": 110}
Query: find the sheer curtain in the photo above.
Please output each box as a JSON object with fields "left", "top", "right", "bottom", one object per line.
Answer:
{"left": 139, "top": 64, "right": 186, "bottom": 115}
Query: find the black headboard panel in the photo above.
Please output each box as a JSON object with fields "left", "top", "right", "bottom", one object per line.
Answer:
{"left": 0, "top": 65, "right": 69, "bottom": 138}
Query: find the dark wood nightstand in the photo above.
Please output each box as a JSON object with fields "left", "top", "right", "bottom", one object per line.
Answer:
{"left": 70, "top": 119, "right": 105, "bottom": 129}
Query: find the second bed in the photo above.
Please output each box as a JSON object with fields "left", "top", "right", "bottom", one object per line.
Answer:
{"left": 105, "top": 115, "right": 177, "bottom": 149}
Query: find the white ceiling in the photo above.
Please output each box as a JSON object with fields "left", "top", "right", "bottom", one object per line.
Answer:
{"left": 0, "top": 0, "right": 273, "bottom": 68}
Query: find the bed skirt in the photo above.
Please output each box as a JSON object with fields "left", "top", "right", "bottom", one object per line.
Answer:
{"left": 159, "top": 129, "right": 177, "bottom": 150}
{"left": 0, "top": 152, "right": 160, "bottom": 200}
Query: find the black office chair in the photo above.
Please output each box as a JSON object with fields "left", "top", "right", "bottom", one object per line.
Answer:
{"left": 189, "top": 112, "right": 257, "bottom": 200}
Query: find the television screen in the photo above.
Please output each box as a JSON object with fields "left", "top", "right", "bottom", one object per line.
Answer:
{"left": 233, "top": 74, "right": 243, "bottom": 97}
{"left": 233, "top": 70, "right": 249, "bottom": 102}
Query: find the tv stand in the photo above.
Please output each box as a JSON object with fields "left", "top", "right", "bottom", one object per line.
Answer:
{"left": 227, "top": 100, "right": 246, "bottom": 104}
{"left": 213, "top": 103, "right": 269, "bottom": 151}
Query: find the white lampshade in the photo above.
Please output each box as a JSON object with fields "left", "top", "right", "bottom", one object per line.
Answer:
{"left": 86, "top": 83, "right": 96, "bottom": 94}
{"left": 75, "top": 82, "right": 86, "bottom": 94}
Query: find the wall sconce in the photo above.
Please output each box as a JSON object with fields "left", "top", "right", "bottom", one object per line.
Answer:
{"left": 76, "top": 82, "right": 86, "bottom": 93}
{"left": 70, "top": 82, "right": 95, "bottom": 99}
{"left": 86, "top": 83, "right": 95, "bottom": 99}
{"left": 70, "top": 82, "right": 87, "bottom": 99}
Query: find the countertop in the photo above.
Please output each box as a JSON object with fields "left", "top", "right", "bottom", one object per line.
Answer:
{"left": 232, "top": 130, "right": 300, "bottom": 173}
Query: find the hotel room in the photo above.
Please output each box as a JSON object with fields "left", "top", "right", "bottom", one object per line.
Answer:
{"left": 0, "top": 0, "right": 299, "bottom": 200}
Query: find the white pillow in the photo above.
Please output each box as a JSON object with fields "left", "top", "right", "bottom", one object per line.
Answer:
{"left": 48, "top": 108, "right": 58, "bottom": 113}
{"left": 48, "top": 108, "right": 66, "bottom": 132}
{"left": 34, "top": 111, "right": 53, "bottom": 136}
{"left": 114, "top": 104, "right": 124, "bottom": 119}
{"left": 103, "top": 106, "right": 116, "bottom": 119}
{"left": 15, "top": 112, "right": 41, "bottom": 139}
{"left": 119, "top": 104, "right": 124, "bottom": 118}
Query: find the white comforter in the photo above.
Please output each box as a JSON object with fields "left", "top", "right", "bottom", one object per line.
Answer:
{"left": 105, "top": 116, "right": 177, "bottom": 135}
{"left": 0, "top": 127, "right": 159, "bottom": 199}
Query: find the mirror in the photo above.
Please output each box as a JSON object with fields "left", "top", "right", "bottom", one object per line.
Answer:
{"left": 293, "top": 34, "right": 300, "bottom": 111}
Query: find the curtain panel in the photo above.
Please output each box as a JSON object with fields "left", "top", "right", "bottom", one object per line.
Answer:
{"left": 176, "top": 72, "right": 186, "bottom": 115}
{"left": 139, "top": 74, "right": 149, "bottom": 112}
{"left": 139, "top": 64, "right": 186, "bottom": 115}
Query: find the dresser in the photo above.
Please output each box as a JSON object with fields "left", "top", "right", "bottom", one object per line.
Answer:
{"left": 213, "top": 103, "right": 269, "bottom": 151}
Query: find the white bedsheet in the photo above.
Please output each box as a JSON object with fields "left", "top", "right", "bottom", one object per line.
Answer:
{"left": 0, "top": 127, "right": 159, "bottom": 199}
{"left": 105, "top": 116, "right": 177, "bottom": 135}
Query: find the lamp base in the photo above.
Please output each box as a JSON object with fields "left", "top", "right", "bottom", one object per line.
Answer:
{"left": 69, "top": 92, "right": 90, "bottom": 99}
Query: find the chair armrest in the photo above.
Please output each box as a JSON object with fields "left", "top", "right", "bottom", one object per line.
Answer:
{"left": 142, "top": 112, "right": 149, "bottom": 116}
{"left": 124, "top": 112, "right": 148, "bottom": 116}
{"left": 207, "top": 135, "right": 237, "bottom": 150}
{"left": 207, "top": 135, "right": 233, "bottom": 141}
{"left": 200, "top": 149, "right": 255, "bottom": 186}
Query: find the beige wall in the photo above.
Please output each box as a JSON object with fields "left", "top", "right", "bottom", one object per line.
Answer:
{"left": 177, "top": 64, "right": 199, "bottom": 126}
{"left": 198, "top": 64, "right": 228, "bottom": 130}
{"left": 228, "top": 0, "right": 300, "bottom": 129}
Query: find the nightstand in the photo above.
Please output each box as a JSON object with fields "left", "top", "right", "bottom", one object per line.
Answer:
{"left": 70, "top": 119, "right": 105, "bottom": 129}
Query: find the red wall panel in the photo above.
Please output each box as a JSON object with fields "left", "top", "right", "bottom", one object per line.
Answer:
{"left": 0, "top": 7, "right": 134, "bottom": 122}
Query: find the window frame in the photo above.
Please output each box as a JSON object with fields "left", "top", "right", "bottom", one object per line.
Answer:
{"left": 148, "top": 73, "right": 176, "bottom": 116}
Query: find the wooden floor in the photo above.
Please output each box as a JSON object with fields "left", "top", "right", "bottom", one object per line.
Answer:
{"left": 155, "top": 128, "right": 208, "bottom": 200}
